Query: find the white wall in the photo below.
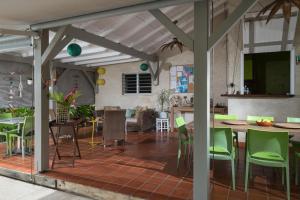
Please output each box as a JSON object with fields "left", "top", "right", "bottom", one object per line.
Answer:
{"left": 95, "top": 51, "right": 193, "bottom": 110}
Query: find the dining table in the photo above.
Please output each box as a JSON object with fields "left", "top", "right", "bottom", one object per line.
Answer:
{"left": 187, "top": 120, "right": 300, "bottom": 142}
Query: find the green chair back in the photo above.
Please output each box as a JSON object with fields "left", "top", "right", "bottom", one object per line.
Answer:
{"left": 176, "top": 116, "right": 186, "bottom": 127}
{"left": 0, "top": 113, "right": 14, "bottom": 131}
{"left": 247, "top": 115, "right": 274, "bottom": 122}
{"left": 175, "top": 117, "right": 188, "bottom": 141}
{"left": 214, "top": 114, "right": 237, "bottom": 120}
{"left": 210, "top": 127, "right": 233, "bottom": 154}
{"left": 0, "top": 113, "right": 12, "bottom": 119}
{"left": 247, "top": 129, "right": 289, "bottom": 161}
{"left": 287, "top": 117, "right": 300, "bottom": 123}
{"left": 22, "top": 116, "right": 34, "bottom": 137}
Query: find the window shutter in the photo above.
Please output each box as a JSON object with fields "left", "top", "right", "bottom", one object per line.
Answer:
{"left": 139, "top": 73, "right": 152, "bottom": 94}
{"left": 123, "top": 74, "right": 137, "bottom": 94}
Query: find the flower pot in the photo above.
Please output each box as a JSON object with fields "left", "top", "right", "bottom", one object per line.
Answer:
{"left": 159, "top": 111, "right": 168, "bottom": 119}
{"left": 56, "top": 104, "right": 70, "bottom": 124}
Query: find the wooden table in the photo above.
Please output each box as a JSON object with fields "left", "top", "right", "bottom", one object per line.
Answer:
{"left": 187, "top": 120, "right": 300, "bottom": 139}
{"left": 170, "top": 106, "right": 228, "bottom": 132}
{"left": 170, "top": 107, "right": 194, "bottom": 132}
{"left": 49, "top": 120, "right": 82, "bottom": 169}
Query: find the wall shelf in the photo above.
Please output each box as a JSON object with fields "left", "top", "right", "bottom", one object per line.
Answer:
{"left": 221, "top": 94, "right": 295, "bottom": 99}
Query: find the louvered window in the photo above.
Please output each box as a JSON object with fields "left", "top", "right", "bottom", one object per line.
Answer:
{"left": 122, "top": 73, "right": 152, "bottom": 94}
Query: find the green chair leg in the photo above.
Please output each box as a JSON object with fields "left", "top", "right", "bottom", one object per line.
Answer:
{"left": 286, "top": 166, "right": 290, "bottom": 200}
{"left": 231, "top": 159, "right": 236, "bottom": 190}
{"left": 249, "top": 164, "right": 252, "bottom": 179}
{"left": 8, "top": 136, "right": 12, "bottom": 156}
{"left": 295, "top": 155, "right": 299, "bottom": 185}
{"left": 177, "top": 148, "right": 181, "bottom": 169}
{"left": 282, "top": 168, "right": 285, "bottom": 185}
{"left": 245, "top": 160, "right": 249, "bottom": 192}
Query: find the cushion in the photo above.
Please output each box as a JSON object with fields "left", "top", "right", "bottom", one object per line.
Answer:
{"left": 125, "top": 109, "right": 135, "bottom": 118}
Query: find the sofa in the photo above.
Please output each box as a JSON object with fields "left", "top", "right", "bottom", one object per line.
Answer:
{"left": 126, "top": 109, "right": 157, "bottom": 132}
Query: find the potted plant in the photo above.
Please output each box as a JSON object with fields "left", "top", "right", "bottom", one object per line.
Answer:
{"left": 157, "top": 89, "right": 172, "bottom": 118}
{"left": 50, "top": 88, "right": 81, "bottom": 123}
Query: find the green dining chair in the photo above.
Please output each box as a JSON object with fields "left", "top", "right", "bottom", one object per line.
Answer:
{"left": 247, "top": 115, "right": 274, "bottom": 122}
{"left": 175, "top": 116, "right": 193, "bottom": 169}
{"left": 0, "top": 113, "right": 15, "bottom": 154}
{"left": 291, "top": 140, "right": 300, "bottom": 185}
{"left": 210, "top": 127, "right": 236, "bottom": 190}
{"left": 244, "top": 129, "right": 290, "bottom": 200}
{"left": 214, "top": 114, "right": 239, "bottom": 156}
{"left": 287, "top": 117, "right": 300, "bottom": 123}
{"left": 9, "top": 116, "right": 34, "bottom": 158}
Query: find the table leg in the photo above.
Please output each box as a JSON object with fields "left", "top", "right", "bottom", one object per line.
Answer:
{"left": 51, "top": 126, "right": 61, "bottom": 169}
{"left": 73, "top": 125, "right": 81, "bottom": 159}
{"left": 171, "top": 108, "right": 174, "bottom": 132}
{"left": 50, "top": 126, "right": 61, "bottom": 159}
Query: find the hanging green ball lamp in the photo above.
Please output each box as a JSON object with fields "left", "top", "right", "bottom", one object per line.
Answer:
{"left": 67, "top": 43, "right": 82, "bottom": 57}
{"left": 140, "top": 63, "right": 149, "bottom": 71}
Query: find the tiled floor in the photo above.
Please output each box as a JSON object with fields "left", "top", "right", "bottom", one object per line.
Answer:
{"left": 0, "top": 131, "right": 300, "bottom": 199}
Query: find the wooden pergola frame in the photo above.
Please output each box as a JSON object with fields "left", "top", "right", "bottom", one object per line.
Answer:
{"left": 0, "top": 0, "right": 258, "bottom": 199}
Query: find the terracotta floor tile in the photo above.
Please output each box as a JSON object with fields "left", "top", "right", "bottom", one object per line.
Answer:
{"left": 1, "top": 132, "right": 300, "bottom": 200}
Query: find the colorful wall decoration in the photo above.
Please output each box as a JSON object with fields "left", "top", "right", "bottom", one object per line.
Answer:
{"left": 170, "top": 65, "right": 194, "bottom": 93}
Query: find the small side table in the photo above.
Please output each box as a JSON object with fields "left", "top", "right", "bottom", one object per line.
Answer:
{"left": 88, "top": 119, "right": 102, "bottom": 148}
{"left": 156, "top": 118, "right": 170, "bottom": 133}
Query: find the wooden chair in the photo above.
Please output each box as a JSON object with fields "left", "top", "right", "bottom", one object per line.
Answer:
{"left": 103, "top": 110, "right": 126, "bottom": 146}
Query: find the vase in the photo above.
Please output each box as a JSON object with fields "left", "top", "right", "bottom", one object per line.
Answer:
{"left": 159, "top": 111, "right": 168, "bottom": 119}
{"left": 56, "top": 103, "right": 69, "bottom": 124}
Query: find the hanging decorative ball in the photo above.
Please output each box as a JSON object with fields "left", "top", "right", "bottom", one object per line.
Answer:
{"left": 96, "top": 79, "right": 106, "bottom": 86}
{"left": 97, "top": 67, "right": 106, "bottom": 75}
{"left": 139, "top": 63, "right": 149, "bottom": 71}
{"left": 67, "top": 43, "right": 82, "bottom": 57}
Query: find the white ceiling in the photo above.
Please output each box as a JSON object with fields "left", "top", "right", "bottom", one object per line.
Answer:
{"left": 0, "top": 0, "right": 156, "bottom": 27}
{"left": 0, "top": 0, "right": 297, "bottom": 68}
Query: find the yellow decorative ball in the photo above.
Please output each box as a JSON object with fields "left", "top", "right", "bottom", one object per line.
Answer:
{"left": 97, "top": 67, "right": 106, "bottom": 75}
{"left": 97, "top": 79, "right": 106, "bottom": 86}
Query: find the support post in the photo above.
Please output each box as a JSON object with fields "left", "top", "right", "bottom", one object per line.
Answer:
{"left": 34, "top": 30, "right": 50, "bottom": 172}
{"left": 194, "top": 1, "right": 210, "bottom": 200}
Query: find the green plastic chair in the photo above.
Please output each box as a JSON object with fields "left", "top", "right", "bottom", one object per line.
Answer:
{"left": 175, "top": 117, "right": 193, "bottom": 169}
{"left": 247, "top": 115, "right": 274, "bottom": 122}
{"left": 291, "top": 140, "right": 300, "bottom": 185}
{"left": 214, "top": 114, "right": 237, "bottom": 121}
{"left": 9, "top": 116, "right": 34, "bottom": 158}
{"left": 244, "top": 129, "right": 290, "bottom": 200}
{"left": 0, "top": 113, "right": 15, "bottom": 154}
{"left": 214, "top": 114, "right": 239, "bottom": 156}
{"left": 288, "top": 117, "right": 300, "bottom": 185}
{"left": 210, "top": 127, "right": 236, "bottom": 190}
{"left": 287, "top": 117, "right": 300, "bottom": 123}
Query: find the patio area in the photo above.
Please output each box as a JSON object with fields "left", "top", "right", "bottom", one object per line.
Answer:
{"left": 0, "top": 0, "right": 300, "bottom": 199}
{"left": 1, "top": 129, "right": 300, "bottom": 200}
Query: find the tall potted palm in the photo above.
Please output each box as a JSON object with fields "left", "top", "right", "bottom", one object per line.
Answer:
{"left": 157, "top": 89, "right": 172, "bottom": 118}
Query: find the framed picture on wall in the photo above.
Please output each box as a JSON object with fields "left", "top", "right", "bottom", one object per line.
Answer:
{"left": 170, "top": 65, "right": 194, "bottom": 93}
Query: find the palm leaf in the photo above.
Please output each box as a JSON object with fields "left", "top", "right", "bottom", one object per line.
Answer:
{"left": 258, "top": 0, "right": 300, "bottom": 23}
{"left": 266, "top": 1, "right": 283, "bottom": 23}
{"left": 160, "top": 38, "right": 184, "bottom": 53}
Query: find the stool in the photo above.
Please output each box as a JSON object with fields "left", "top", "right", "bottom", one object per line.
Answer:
{"left": 156, "top": 118, "right": 169, "bottom": 133}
